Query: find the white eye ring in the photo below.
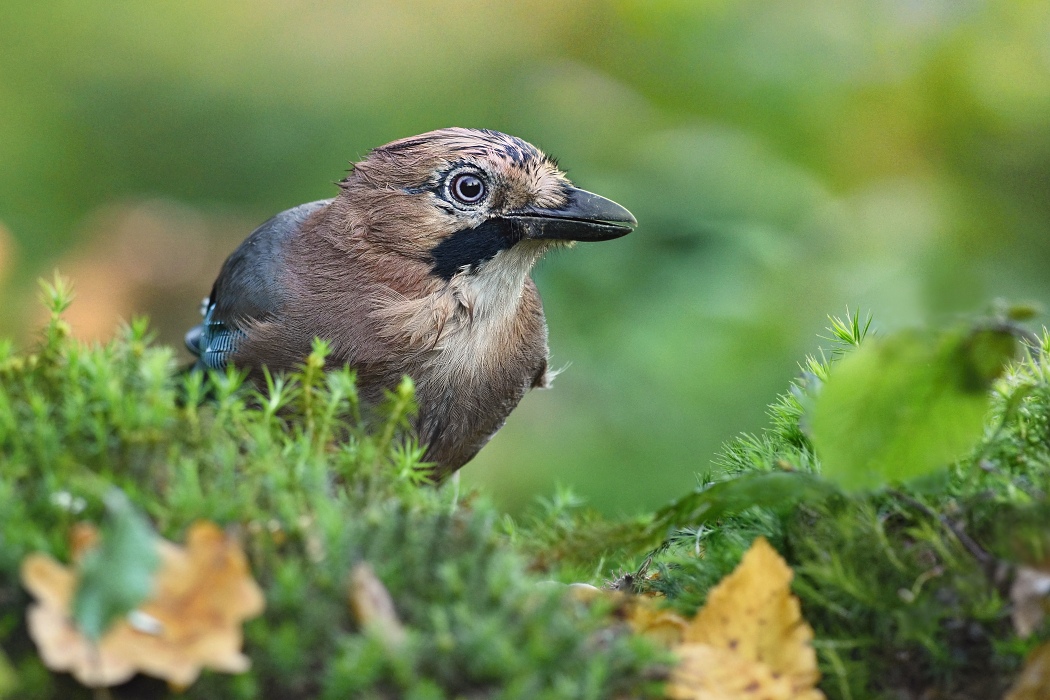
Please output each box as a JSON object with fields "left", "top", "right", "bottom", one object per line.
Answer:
{"left": 449, "top": 172, "right": 486, "bottom": 204}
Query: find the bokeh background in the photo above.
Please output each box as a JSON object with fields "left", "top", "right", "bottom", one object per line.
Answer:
{"left": 2, "top": 0, "right": 1049, "bottom": 515}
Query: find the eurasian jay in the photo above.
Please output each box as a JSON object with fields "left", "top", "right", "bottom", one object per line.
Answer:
{"left": 185, "top": 128, "right": 636, "bottom": 478}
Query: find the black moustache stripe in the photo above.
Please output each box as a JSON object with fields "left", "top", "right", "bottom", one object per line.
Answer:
{"left": 430, "top": 217, "right": 525, "bottom": 281}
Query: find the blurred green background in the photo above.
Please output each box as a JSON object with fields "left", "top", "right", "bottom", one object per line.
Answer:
{"left": 2, "top": 0, "right": 1049, "bottom": 515}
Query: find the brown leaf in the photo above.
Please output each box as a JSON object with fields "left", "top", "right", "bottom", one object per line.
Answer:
{"left": 348, "top": 562, "right": 406, "bottom": 650}
{"left": 1011, "top": 566, "right": 1050, "bottom": 638}
{"left": 22, "top": 553, "right": 138, "bottom": 687}
{"left": 69, "top": 523, "right": 100, "bottom": 562}
{"left": 21, "top": 521, "right": 265, "bottom": 688}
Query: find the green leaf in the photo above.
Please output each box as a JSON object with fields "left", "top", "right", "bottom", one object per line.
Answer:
{"left": 71, "top": 490, "right": 160, "bottom": 640}
{"left": 809, "top": 327, "right": 1017, "bottom": 490}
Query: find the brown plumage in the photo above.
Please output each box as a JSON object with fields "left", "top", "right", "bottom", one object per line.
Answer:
{"left": 186, "top": 128, "right": 636, "bottom": 478}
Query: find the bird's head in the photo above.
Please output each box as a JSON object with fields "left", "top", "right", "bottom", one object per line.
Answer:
{"left": 335, "top": 128, "right": 636, "bottom": 283}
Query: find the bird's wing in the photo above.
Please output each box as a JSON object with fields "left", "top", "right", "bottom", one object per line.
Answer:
{"left": 185, "top": 199, "right": 331, "bottom": 369}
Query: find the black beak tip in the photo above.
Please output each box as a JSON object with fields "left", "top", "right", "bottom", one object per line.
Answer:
{"left": 621, "top": 209, "right": 639, "bottom": 230}
{"left": 569, "top": 187, "right": 637, "bottom": 231}
{"left": 507, "top": 187, "right": 638, "bottom": 242}
{"left": 597, "top": 217, "right": 635, "bottom": 241}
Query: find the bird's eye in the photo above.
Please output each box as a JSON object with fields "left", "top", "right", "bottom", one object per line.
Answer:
{"left": 450, "top": 173, "right": 486, "bottom": 204}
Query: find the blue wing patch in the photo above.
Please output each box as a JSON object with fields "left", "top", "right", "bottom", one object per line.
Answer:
{"left": 185, "top": 299, "right": 247, "bottom": 370}
{"left": 184, "top": 199, "right": 331, "bottom": 372}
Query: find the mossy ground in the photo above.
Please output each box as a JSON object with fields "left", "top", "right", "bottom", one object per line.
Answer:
{"left": 0, "top": 283, "right": 1047, "bottom": 699}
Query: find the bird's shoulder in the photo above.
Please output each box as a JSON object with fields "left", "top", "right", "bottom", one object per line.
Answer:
{"left": 186, "top": 199, "right": 331, "bottom": 368}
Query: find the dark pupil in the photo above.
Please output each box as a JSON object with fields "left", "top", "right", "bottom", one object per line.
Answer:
{"left": 454, "top": 175, "right": 484, "bottom": 202}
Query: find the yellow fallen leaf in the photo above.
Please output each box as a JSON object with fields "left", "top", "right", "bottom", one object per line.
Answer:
{"left": 666, "top": 537, "right": 824, "bottom": 700}
{"left": 626, "top": 598, "right": 689, "bottom": 647}
{"left": 1004, "top": 642, "right": 1050, "bottom": 700}
{"left": 669, "top": 644, "right": 809, "bottom": 700}
{"left": 554, "top": 577, "right": 686, "bottom": 647}
{"left": 21, "top": 521, "right": 264, "bottom": 688}
{"left": 565, "top": 582, "right": 604, "bottom": 602}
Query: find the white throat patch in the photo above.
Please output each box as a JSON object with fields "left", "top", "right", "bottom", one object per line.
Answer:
{"left": 454, "top": 240, "right": 548, "bottom": 320}
{"left": 373, "top": 241, "right": 555, "bottom": 382}
{"left": 429, "top": 240, "right": 551, "bottom": 380}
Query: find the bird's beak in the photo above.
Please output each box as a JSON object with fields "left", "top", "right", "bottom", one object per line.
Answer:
{"left": 504, "top": 187, "right": 637, "bottom": 242}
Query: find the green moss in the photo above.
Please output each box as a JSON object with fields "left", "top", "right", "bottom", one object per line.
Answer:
{"left": 2, "top": 287, "right": 1049, "bottom": 699}
{"left": 511, "top": 314, "right": 1050, "bottom": 699}
{"left": 0, "top": 281, "right": 664, "bottom": 699}
{"left": 587, "top": 318, "right": 1047, "bottom": 699}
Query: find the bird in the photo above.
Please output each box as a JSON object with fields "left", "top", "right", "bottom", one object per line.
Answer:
{"left": 185, "top": 128, "right": 636, "bottom": 479}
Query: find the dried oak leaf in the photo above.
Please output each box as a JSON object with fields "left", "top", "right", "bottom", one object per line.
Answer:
{"left": 1004, "top": 642, "right": 1050, "bottom": 700}
{"left": 22, "top": 521, "right": 265, "bottom": 688}
{"left": 666, "top": 537, "right": 824, "bottom": 700}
